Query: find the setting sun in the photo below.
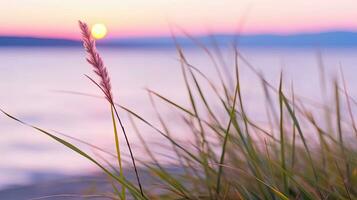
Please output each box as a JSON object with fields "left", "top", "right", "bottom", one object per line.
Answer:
{"left": 91, "top": 23, "right": 107, "bottom": 39}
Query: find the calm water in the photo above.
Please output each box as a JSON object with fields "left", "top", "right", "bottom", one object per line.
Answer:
{"left": 1, "top": 46, "right": 357, "bottom": 188}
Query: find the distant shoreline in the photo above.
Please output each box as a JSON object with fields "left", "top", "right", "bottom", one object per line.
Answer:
{"left": 2, "top": 31, "right": 357, "bottom": 47}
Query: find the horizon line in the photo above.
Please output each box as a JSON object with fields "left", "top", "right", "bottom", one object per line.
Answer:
{"left": 1, "top": 29, "right": 357, "bottom": 41}
{"left": 2, "top": 30, "right": 357, "bottom": 47}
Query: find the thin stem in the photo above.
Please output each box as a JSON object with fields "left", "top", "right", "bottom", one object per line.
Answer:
{"left": 112, "top": 104, "right": 144, "bottom": 197}
{"left": 111, "top": 105, "right": 126, "bottom": 199}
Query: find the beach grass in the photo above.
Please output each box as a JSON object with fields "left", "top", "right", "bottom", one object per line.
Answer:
{"left": 1, "top": 21, "right": 357, "bottom": 199}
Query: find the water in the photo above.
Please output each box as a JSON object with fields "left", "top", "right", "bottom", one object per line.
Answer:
{"left": 1, "top": 46, "right": 357, "bottom": 189}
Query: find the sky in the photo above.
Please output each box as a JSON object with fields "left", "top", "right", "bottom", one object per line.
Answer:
{"left": 1, "top": 0, "right": 357, "bottom": 39}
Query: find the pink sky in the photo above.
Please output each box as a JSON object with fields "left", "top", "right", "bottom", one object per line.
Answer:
{"left": 1, "top": 0, "right": 357, "bottom": 39}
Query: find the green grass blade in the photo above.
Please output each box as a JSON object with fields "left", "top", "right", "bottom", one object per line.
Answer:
{"left": 280, "top": 94, "right": 323, "bottom": 198}
{"left": 147, "top": 165, "right": 191, "bottom": 199}
{"left": 334, "top": 80, "right": 351, "bottom": 190}
{"left": 0, "top": 109, "right": 147, "bottom": 200}
{"left": 216, "top": 57, "right": 240, "bottom": 195}
{"left": 278, "top": 73, "right": 288, "bottom": 195}
{"left": 111, "top": 105, "right": 126, "bottom": 200}
{"left": 116, "top": 104, "right": 203, "bottom": 165}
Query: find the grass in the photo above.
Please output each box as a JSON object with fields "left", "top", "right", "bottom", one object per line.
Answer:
{"left": 1, "top": 21, "right": 357, "bottom": 199}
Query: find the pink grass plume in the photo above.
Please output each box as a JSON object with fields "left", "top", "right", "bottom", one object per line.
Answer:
{"left": 78, "top": 20, "right": 113, "bottom": 103}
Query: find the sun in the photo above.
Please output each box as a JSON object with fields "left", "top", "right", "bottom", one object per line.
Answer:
{"left": 91, "top": 23, "right": 108, "bottom": 39}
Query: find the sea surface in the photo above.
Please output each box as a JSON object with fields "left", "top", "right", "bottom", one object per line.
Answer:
{"left": 1, "top": 46, "right": 357, "bottom": 189}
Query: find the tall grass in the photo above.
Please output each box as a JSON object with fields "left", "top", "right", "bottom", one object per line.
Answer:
{"left": 79, "top": 20, "right": 144, "bottom": 199}
{"left": 1, "top": 22, "right": 357, "bottom": 199}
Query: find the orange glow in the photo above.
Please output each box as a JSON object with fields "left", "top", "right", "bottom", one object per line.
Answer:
{"left": 1, "top": 0, "right": 357, "bottom": 38}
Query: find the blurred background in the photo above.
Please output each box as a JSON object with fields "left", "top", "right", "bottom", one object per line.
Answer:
{"left": 1, "top": 0, "right": 357, "bottom": 191}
